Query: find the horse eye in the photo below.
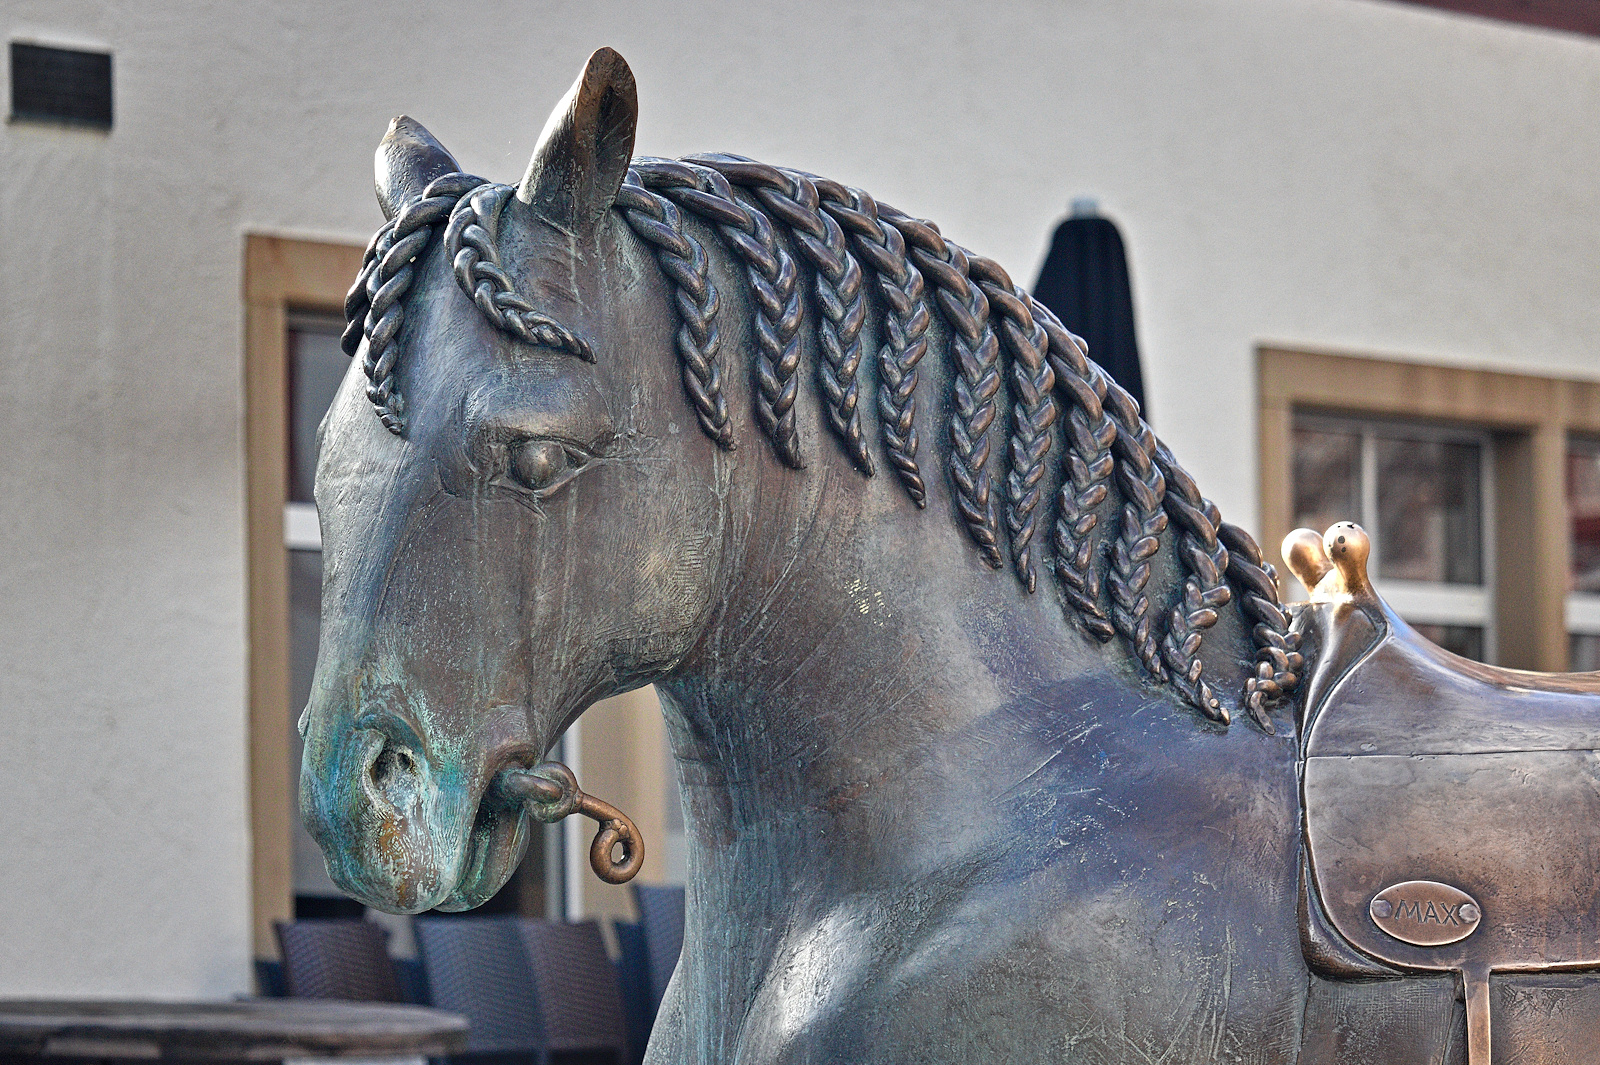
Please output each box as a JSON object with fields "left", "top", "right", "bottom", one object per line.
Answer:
{"left": 508, "top": 439, "right": 569, "bottom": 491}
{"left": 505, "top": 434, "right": 595, "bottom": 492}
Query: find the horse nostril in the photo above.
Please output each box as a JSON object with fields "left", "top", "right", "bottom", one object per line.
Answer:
{"left": 365, "top": 736, "right": 425, "bottom": 806}
{"left": 354, "top": 709, "right": 429, "bottom": 804}
{"left": 372, "top": 744, "right": 419, "bottom": 789}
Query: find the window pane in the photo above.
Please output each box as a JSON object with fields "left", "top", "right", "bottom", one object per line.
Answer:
{"left": 1412, "top": 623, "right": 1485, "bottom": 662}
{"left": 289, "top": 325, "right": 350, "bottom": 505}
{"left": 1573, "top": 634, "right": 1600, "bottom": 672}
{"left": 288, "top": 547, "right": 341, "bottom": 897}
{"left": 1374, "top": 435, "right": 1482, "bottom": 585}
{"left": 1293, "top": 427, "right": 1360, "bottom": 534}
{"left": 1569, "top": 439, "right": 1600, "bottom": 593}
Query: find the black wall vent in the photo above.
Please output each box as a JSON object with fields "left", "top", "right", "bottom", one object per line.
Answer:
{"left": 10, "top": 42, "right": 113, "bottom": 129}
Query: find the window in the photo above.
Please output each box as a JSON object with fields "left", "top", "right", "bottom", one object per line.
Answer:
{"left": 246, "top": 237, "right": 561, "bottom": 955}
{"left": 1568, "top": 439, "right": 1600, "bottom": 671}
{"left": 248, "top": 237, "right": 688, "bottom": 954}
{"left": 283, "top": 315, "right": 355, "bottom": 908}
{"left": 9, "top": 42, "right": 112, "bottom": 129}
{"left": 1292, "top": 414, "right": 1493, "bottom": 661}
{"left": 1259, "top": 347, "right": 1600, "bottom": 674}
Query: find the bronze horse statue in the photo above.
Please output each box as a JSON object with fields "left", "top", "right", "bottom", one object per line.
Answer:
{"left": 300, "top": 48, "right": 1600, "bottom": 1064}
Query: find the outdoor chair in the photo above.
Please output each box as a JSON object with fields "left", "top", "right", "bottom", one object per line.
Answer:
{"left": 254, "top": 959, "right": 287, "bottom": 998}
{"left": 273, "top": 919, "right": 403, "bottom": 1001}
{"left": 516, "top": 920, "right": 629, "bottom": 1065}
{"left": 610, "top": 920, "right": 651, "bottom": 1065}
{"left": 414, "top": 916, "right": 544, "bottom": 1062}
{"left": 630, "top": 885, "right": 684, "bottom": 1021}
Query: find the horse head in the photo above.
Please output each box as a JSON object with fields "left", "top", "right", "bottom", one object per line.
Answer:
{"left": 299, "top": 49, "right": 728, "bottom": 913}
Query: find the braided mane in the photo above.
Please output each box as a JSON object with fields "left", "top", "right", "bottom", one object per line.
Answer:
{"left": 342, "top": 157, "right": 1303, "bottom": 730}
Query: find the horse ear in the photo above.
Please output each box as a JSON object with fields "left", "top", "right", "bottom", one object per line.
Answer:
{"left": 375, "top": 116, "right": 461, "bottom": 221}
{"left": 516, "top": 47, "right": 638, "bottom": 233}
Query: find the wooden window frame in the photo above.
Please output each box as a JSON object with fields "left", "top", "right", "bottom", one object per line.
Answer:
{"left": 243, "top": 235, "right": 362, "bottom": 957}
{"left": 1259, "top": 346, "right": 1600, "bottom": 673}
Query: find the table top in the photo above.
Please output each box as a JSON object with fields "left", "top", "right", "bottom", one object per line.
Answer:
{"left": 0, "top": 1000, "right": 469, "bottom": 1061}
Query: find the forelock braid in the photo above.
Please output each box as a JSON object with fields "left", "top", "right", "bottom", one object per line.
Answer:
{"left": 1218, "top": 523, "right": 1304, "bottom": 731}
{"left": 690, "top": 156, "right": 875, "bottom": 476}
{"left": 1033, "top": 311, "right": 1118, "bottom": 641}
{"left": 1100, "top": 376, "right": 1170, "bottom": 680}
{"left": 810, "top": 180, "right": 932, "bottom": 507}
{"left": 968, "top": 256, "right": 1058, "bottom": 594}
{"left": 632, "top": 158, "right": 805, "bottom": 467}
{"left": 614, "top": 172, "right": 736, "bottom": 449}
{"left": 880, "top": 210, "right": 1006, "bottom": 570}
{"left": 442, "top": 185, "right": 593, "bottom": 361}
{"left": 343, "top": 226, "right": 389, "bottom": 356}
{"left": 1153, "top": 445, "right": 1233, "bottom": 723}
{"left": 343, "top": 172, "right": 489, "bottom": 432}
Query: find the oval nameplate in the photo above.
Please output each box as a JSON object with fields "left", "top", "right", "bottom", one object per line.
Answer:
{"left": 1369, "top": 880, "right": 1481, "bottom": 946}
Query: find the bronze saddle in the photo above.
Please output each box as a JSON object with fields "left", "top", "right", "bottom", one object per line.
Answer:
{"left": 1287, "top": 523, "right": 1600, "bottom": 1065}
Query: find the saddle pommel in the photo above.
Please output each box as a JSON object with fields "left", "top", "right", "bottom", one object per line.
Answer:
{"left": 1281, "top": 521, "right": 1375, "bottom": 604}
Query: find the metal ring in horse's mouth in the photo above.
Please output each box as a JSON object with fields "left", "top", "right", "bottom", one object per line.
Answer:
{"left": 498, "top": 761, "right": 645, "bottom": 883}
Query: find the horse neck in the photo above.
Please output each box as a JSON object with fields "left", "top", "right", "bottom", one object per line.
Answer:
{"left": 655, "top": 436, "right": 1105, "bottom": 862}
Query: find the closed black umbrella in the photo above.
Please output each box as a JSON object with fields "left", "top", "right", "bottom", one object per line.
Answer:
{"left": 1032, "top": 205, "right": 1147, "bottom": 418}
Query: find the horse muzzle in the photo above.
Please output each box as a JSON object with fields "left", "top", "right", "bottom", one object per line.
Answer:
{"left": 302, "top": 725, "right": 644, "bottom": 914}
{"left": 302, "top": 724, "right": 514, "bottom": 914}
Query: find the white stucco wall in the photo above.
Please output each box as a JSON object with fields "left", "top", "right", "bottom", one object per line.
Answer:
{"left": 1, "top": 0, "right": 1596, "bottom": 996}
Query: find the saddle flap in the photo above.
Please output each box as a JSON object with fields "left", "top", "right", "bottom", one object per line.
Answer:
{"left": 1292, "top": 522, "right": 1600, "bottom": 974}
{"left": 1304, "top": 748, "right": 1600, "bottom": 975}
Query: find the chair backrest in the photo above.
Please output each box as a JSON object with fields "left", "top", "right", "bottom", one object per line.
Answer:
{"left": 631, "top": 884, "right": 685, "bottom": 1016}
{"left": 517, "top": 920, "right": 628, "bottom": 1060}
{"left": 611, "top": 920, "right": 651, "bottom": 1065}
{"left": 254, "top": 959, "right": 287, "bottom": 999}
{"left": 414, "top": 916, "right": 544, "bottom": 1055}
{"left": 274, "top": 919, "right": 402, "bottom": 1002}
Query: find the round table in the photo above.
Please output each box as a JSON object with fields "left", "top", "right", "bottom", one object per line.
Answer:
{"left": 0, "top": 1000, "right": 468, "bottom": 1063}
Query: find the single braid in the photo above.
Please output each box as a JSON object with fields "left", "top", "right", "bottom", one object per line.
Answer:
{"left": 614, "top": 173, "right": 736, "bottom": 449}
{"left": 343, "top": 225, "right": 390, "bottom": 356}
{"left": 811, "top": 180, "right": 932, "bottom": 507}
{"left": 344, "top": 172, "right": 489, "bottom": 432}
{"left": 633, "top": 158, "right": 805, "bottom": 466}
{"left": 1153, "top": 445, "right": 1234, "bottom": 723}
{"left": 689, "top": 156, "right": 875, "bottom": 475}
{"left": 968, "top": 256, "right": 1057, "bottom": 594}
{"left": 1032, "top": 311, "right": 1117, "bottom": 641}
{"left": 878, "top": 209, "right": 1005, "bottom": 569}
{"left": 442, "top": 184, "right": 592, "bottom": 361}
{"left": 1218, "top": 523, "right": 1304, "bottom": 732}
{"left": 1099, "top": 375, "right": 1169, "bottom": 680}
